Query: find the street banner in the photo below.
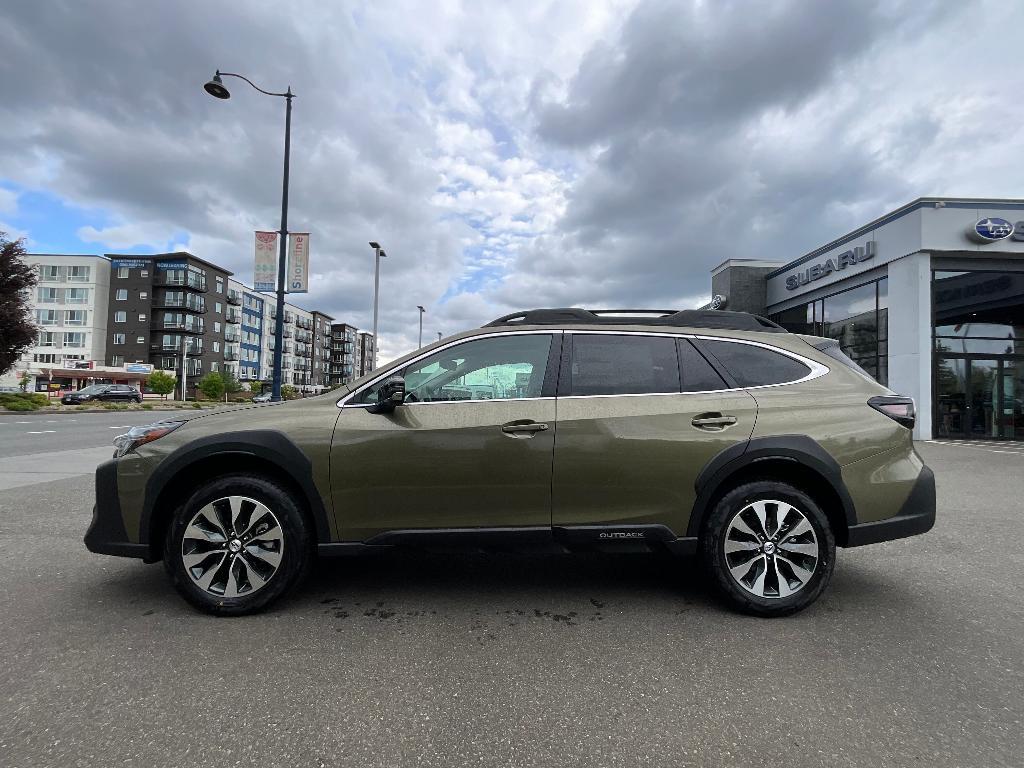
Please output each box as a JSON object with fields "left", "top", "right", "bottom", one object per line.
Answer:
{"left": 287, "top": 232, "right": 310, "bottom": 293}
{"left": 254, "top": 231, "right": 278, "bottom": 291}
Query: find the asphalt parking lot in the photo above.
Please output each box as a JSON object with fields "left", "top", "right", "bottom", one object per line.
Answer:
{"left": 0, "top": 413, "right": 1021, "bottom": 767}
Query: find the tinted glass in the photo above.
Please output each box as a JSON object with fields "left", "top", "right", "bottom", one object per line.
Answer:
{"left": 569, "top": 335, "right": 679, "bottom": 396}
{"left": 678, "top": 339, "right": 727, "bottom": 391}
{"left": 357, "top": 334, "right": 552, "bottom": 404}
{"left": 701, "top": 341, "right": 810, "bottom": 387}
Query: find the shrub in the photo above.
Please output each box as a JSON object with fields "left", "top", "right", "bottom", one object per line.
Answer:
{"left": 3, "top": 398, "right": 35, "bottom": 411}
{"left": 192, "top": 402, "right": 203, "bottom": 409}
{"left": 198, "top": 372, "right": 225, "bottom": 401}
{"left": 281, "top": 385, "right": 299, "bottom": 400}
{"left": 142, "top": 403, "right": 154, "bottom": 410}
{"left": 29, "top": 393, "right": 49, "bottom": 406}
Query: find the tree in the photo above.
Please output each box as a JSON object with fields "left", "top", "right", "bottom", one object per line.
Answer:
{"left": 249, "top": 381, "right": 264, "bottom": 395}
{"left": 0, "top": 233, "right": 38, "bottom": 377}
{"left": 280, "top": 384, "right": 298, "bottom": 400}
{"left": 198, "top": 372, "right": 225, "bottom": 401}
{"left": 220, "top": 370, "right": 242, "bottom": 401}
{"left": 18, "top": 372, "right": 30, "bottom": 392}
{"left": 147, "top": 370, "right": 176, "bottom": 400}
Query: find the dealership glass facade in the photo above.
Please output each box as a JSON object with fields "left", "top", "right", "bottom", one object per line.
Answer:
{"left": 932, "top": 270, "right": 1024, "bottom": 440}
{"left": 770, "top": 277, "right": 889, "bottom": 385}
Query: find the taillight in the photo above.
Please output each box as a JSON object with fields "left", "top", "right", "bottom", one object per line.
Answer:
{"left": 868, "top": 395, "right": 915, "bottom": 430}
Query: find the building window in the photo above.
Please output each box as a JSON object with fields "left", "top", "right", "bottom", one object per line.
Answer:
{"left": 111, "top": 355, "right": 124, "bottom": 366}
{"left": 65, "top": 310, "right": 87, "bottom": 326}
{"left": 114, "top": 311, "right": 127, "bottom": 323}
{"left": 770, "top": 277, "right": 888, "bottom": 385}
{"left": 67, "top": 266, "right": 90, "bottom": 282}
{"left": 66, "top": 288, "right": 88, "bottom": 303}
{"left": 117, "top": 267, "right": 129, "bottom": 278}
{"left": 36, "top": 309, "right": 59, "bottom": 325}
{"left": 213, "top": 341, "right": 221, "bottom": 353}
{"left": 138, "top": 313, "right": 146, "bottom": 321}
{"left": 140, "top": 291, "right": 147, "bottom": 299}
{"left": 38, "top": 331, "right": 57, "bottom": 347}
{"left": 136, "top": 336, "right": 145, "bottom": 344}
{"left": 33, "top": 354, "right": 57, "bottom": 363}
{"left": 140, "top": 269, "right": 149, "bottom": 277}
{"left": 63, "top": 332, "right": 86, "bottom": 348}
{"left": 216, "top": 277, "right": 224, "bottom": 293}
{"left": 116, "top": 289, "right": 128, "bottom": 300}
{"left": 211, "top": 362, "right": 220, "bottom": 372}
{"left": 37, "top": 287, "right": 60, "bottom": 302}
{"left": 39, "top": 265, "right": 60, "bottom": 282}
{"left": 113, "top": 333, "right": 126, "bottom": 344}
{"left": 215, "top": 302, "right": 222, "bottom": 314}
{"left": 214, "top": 321, "right": 221, "bottom": 333}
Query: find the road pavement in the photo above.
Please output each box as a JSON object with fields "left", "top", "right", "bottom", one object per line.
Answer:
{"left": 0, "top": 430, "right": 1021, "bottom": 767}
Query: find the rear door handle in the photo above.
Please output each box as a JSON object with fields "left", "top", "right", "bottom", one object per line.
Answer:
{"left": 691, "top": 414, "right": 738, "bottom": 430}
{"left": 501, "top": 420, "right": 549, "bottom": 436}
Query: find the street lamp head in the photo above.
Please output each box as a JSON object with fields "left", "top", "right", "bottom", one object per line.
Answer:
{"left": 368, "top": 241, "right": 380, "bottom": 249}
{"left": 417, "top": 305, "right": 425, "bottom": 313}
{"left": 204, "top": 72, "right": 231, "bottom": 99}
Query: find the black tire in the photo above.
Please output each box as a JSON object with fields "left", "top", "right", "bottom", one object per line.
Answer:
{"left": 701, "top": 481, "right": 835, "bottom": 617}
{"left": 164, "top": 474, "right": 312, "bottom": 616}
{"left": 134, "top": 396, "right": 142, "bottom": 404}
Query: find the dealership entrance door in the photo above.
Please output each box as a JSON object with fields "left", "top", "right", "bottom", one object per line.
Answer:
{"left": 935, "top": 355, "right": 1023, "bottom": 439}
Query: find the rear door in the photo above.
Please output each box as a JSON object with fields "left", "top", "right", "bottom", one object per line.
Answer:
{"left": 330, "top": 332, "right": 561, "bottom": 541}
{"left": 551, "top": 333, "right": 757, "bottom": 537}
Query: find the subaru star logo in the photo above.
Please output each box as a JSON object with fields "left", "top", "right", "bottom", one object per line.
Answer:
{"left": 969, "top": 217, "right": 1014, "bottom": 243}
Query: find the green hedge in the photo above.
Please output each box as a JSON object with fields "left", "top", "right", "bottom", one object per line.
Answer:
{"left": 0, "top": 392, "right": 49, "bottom": 411}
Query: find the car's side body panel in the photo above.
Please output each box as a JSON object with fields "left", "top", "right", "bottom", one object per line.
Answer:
{"left": 330, "top": 398, "right": 557, "bottom": 541}
{"left": 552, "top": 390, "right": 757, "bottom": 534}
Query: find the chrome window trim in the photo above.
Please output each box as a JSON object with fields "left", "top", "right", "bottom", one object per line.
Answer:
{"left": 337, "top": 329, "right": 561, "bottom": 408}
{"left": 337, "top": 328, "right": 828, "bottom": 408}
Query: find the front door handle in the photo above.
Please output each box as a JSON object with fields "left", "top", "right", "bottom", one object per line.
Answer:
{"left": 691, "top": 413, "right": 738, "bottom": 430}
{"left": 501, "top": 420, "right": 549, "bottom": 437}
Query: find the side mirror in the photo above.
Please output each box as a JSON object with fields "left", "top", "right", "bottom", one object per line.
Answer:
{"left": 369, "top": 376, "right": 406, "bottom": 414}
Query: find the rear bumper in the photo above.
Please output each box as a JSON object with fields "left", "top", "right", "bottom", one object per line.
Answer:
{"left": 84, "top": 458, "right": 149, "bottom": 559}
{"left": 844, "top": 465, "right": 936, "bottom": 547}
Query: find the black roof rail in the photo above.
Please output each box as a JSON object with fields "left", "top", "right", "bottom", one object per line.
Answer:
{"left": 483, "top": 308, "right": 787, "bottom": 333}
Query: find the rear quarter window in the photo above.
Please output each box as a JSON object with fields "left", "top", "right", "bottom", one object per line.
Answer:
{"left": 699, "top": 340, "right": 811, "bottom": 387}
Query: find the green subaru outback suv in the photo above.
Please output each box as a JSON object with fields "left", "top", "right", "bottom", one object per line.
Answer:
{"left": 86, "top": 308, "right": 935, "bottom": 617}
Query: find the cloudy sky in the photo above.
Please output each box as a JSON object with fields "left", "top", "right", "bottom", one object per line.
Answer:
{"left": 2, "top": 0, "right": 1023, "bottom": 360}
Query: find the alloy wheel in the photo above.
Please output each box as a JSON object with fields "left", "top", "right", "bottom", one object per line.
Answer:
{"left": 181, "top": 495, "right": 284, "bottom": 598}
{"left": 723, "top": 499, "right": 819, "bottom": 599}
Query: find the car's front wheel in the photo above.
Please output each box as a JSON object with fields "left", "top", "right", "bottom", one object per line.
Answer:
{"left": 164, "top": 474, "right": 312, "bottom": 615}
{"left": 701, "top": 481, "right": 835, "bottom": 617}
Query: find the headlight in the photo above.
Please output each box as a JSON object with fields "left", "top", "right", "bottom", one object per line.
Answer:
{"left": 113, "top": 421, "right": 184, "bottom": 458}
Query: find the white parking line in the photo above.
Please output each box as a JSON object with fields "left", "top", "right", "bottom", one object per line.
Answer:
{"left": 926, "top": 440, "right": 1024, "bottom": 454}
{"left": 25, "top": 430, "right": 57, "bottom": 435}
{"left": 15, "top": 421, "right": 31, "bottom": 424}
{"left": 108, "top": 425, "right": 132, "bottom": 429}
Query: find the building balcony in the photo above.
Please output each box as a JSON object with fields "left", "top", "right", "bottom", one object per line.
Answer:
{"left": 158, "top": 319, "right": 205, "bottom": 334}
{"left": 161, "top": 274, "right": 207, "bottom": 291}
{"left": 151, "top": 342, "right": 204, "bottom": 356}
{"left": 224, "top": 351, "right": 240, "bottom": 362}
{"left": 226, "top": 290, "right": 242, "bottom": 305}
{"left": 225, "top": 310, "right": 242, "bottom": 324}
{"left": 224, "top": 331, "right": 241, "bottom": 343}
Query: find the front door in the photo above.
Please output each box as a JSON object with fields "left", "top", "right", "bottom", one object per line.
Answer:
{"left": 330, "top": 332, "right": 560, "bottom": 541}
{"left": 552, "top": 334, "right": 757, "bottom": 536}
{"left": 935, "top": 355, "right": 1024, "bottom": 439}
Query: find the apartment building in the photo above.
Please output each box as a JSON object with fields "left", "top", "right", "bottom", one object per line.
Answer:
{"left": 2, "top": 254, "right": 113, "bottom": 389}
{"left": 356, "top": 331, "right": 375, "bottom": 378}
{"left": 329, "top": 323, "right": 358, "bottom": 386}
{"left": 105, "top": 253, "right": 232, "bottom": 395}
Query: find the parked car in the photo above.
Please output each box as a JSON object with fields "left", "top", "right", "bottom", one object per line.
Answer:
{"left": 62, "top": 384, "right": 142, "bottom": 405}
{"left": 86, "top": 308, "right": 935, "bottom": 617}
{"left": 251, "top": 393, "right": 272, "bottom": 403}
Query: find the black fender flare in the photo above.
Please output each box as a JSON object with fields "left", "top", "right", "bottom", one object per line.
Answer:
{"left": 685, "top": 435, "right": 857, "bottom": 538}
{"left": 140, "top": 430, "right": 332, "bottom": 557}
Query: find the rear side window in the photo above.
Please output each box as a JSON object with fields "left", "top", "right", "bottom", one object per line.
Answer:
{"left": 568, "top": 335, "right": 679, "bottom": 396}
{"left": 699, "top": 340, "right": 811, "bottom": 387}
{"left": 816, "top": 342, "right": 872, "bottom": 379}
{"left": 678, "top": 339, "right": 727, "bottom": 392}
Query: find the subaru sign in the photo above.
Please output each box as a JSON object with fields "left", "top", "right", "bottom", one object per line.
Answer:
{"left": 965, "top": 217, "right": 1024, "bottom": 243}
{"left": 785, "top": 241, "right": 875, "bottom": 291}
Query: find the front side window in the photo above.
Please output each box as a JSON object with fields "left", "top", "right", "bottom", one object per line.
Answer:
{"left": 699, "top": 340, "right": 811, "bottom": 387}
{"left": 567, "top": 335, "right": 679, "bottom": 396}
{"left": 357, "top": 334, "right": 552, "bottom": 404}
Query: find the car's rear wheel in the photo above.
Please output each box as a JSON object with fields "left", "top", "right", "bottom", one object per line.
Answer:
{"left": 164, "top": 474, "right": 311, "bottom": 616}
{"left": 701, "top": 481, "right": 835, "bottom": 617}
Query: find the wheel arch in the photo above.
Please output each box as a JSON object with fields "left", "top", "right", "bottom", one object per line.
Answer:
{"left": 687, "top": 435, "right": 856, "bottom": 546}
{"left": 140, "top": 430, "right": 331, "bottom": 561}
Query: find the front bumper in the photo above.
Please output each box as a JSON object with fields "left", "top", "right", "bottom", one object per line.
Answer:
{"left": 84, "top": 458, "right": 149, "bottom": 559}
{"left": 845, "top": 465, "right": 936, "bottom": 547}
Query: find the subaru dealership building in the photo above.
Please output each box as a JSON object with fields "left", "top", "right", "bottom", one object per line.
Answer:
{"left": 709, "top": 198, "right": 1024, "bottom": 441}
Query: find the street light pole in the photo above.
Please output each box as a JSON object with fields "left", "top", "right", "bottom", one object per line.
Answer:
{"left": 369, "top": 242, "right": 386, "bottom": 370}
{"left": 437, "top": 331, "right": 442, "bottom": 342}
{"left": 417, "top": 305, "right": 425, "bottom": 348}
{"left": 205, "top": 70, "right": 294, "bottom": 402}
